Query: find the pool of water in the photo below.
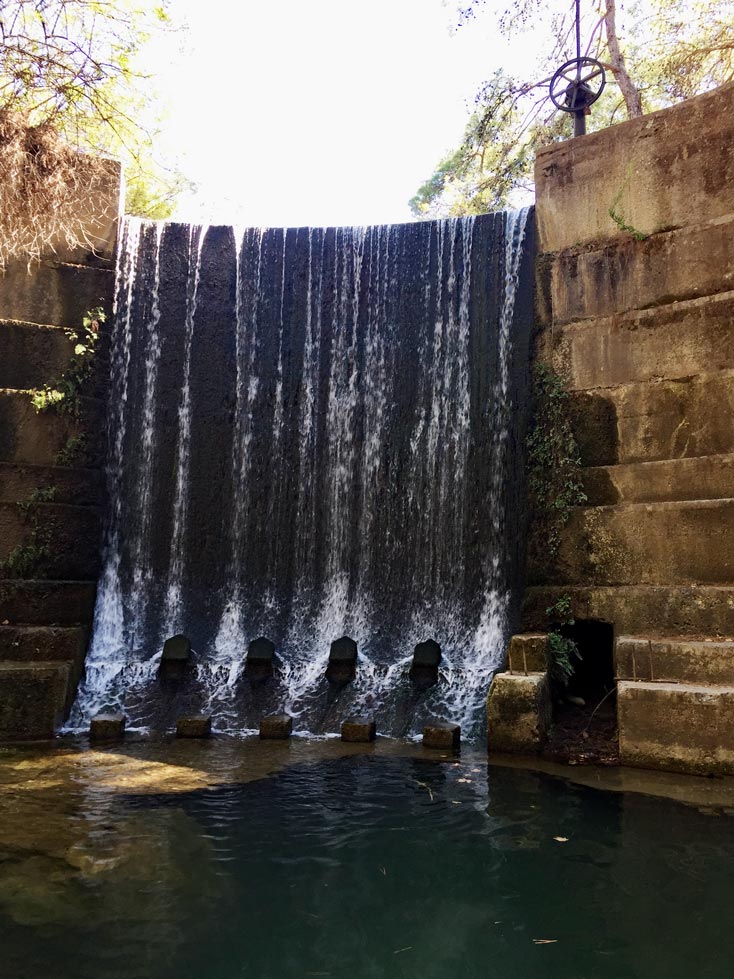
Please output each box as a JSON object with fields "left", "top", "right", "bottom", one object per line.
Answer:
{"left": 1, "top": 740, "right": 734, "bottom": 978}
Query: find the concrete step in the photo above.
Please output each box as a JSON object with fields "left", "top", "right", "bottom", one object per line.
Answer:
{"left": 530, "top": 498, "right": 734, "bottom": 587}
{"left": 0, "top": 580, "right": 97, "bottom": 626}
{"left": 0, "top": 318, "right": 76, "bottom": 390}
{"left": 0, "top": 624, "right": 88, "bottom": 663}
{"left": 617, "top": 679, "right": 734, "bottom": 775}
{"left": 616, "top": 636, "right": 734, "bottom": 685}
{"left": 0, "top": 389, "right": 104, "bottom": 467}
{"left": 540, "top": 290, "right": 734, "bottom": 391}
{"left": 537, "top": 213, "right": 734, "bottom": 327}
{"left": 0, "top": 462, "right": 104, "bottom": 506}
{"left": 0, "top": 501, "right": 101, "bottom": 580}
{"left": 569, "top": 370, "right": 734, "bottom": 466}
{"left": 582, "top": 454, "right": 734, "bottom": 505}
{"left": 0, "top": 260, "right": 114, "bottom": 328}
{"left": 521, "top": 585, "right": 734, "bottom": 639}
{"left": 0, "top": 660, "right": 71, "bottom": 741}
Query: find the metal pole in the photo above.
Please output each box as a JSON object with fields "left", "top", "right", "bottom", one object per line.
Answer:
{"left": 574, "top": 0, "right": 585, "bottom": 136}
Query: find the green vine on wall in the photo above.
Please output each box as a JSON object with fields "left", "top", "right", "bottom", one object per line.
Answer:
{"left": 545, "top": 595, "right": 581, "bottom": 689}
{"left": 0, "top": 485, "right": 58, "bottom": 579}
{"left": 526, "top": 363, "right": 587, "bottom": 558}
{"left": 608, "top": 164, "right": 649, "bottom": 241}
{"left": 55, "top": 434, "right": 88, "bottom": 467}
{"left": 30, "top": 306, "right": 105, "bottom": 417}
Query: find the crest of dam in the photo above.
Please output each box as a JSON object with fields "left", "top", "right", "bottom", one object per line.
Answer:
{"left": 70, "top": 208, "right": 535, "bottom": 738}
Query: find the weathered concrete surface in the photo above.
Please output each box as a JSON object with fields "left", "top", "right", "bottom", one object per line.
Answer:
{"left": 522, "top": 585, "right": 734, "bottom": 638}
{"left": 0, "top": 390, "right": 104, "bottom": 467}
{"left": 531, "top": 499, "right": 734, "bottom": 587}
{"left": 530, "top": 87, "right": 734, "bottom": 774}
{"left": 507, "top": 633, "right": 548, "bottom": 673}
{"left": 0, "top": 319, "right": 76, "bottom": 389}
{"left": 541, "top": 291, "right": 734, "bottom": 391}
{"left": 0, "top": 580, "right": 97, "bottom": 626}
{"left": 618, "top": 680, "right": 734, "bottom": 775}
{"left": 537, "top": 216, "right": 734, "bottom": 327}
{"left": 0, "top": 261, "right": 115, "bottom": 329}
{"left": 0, "top": 154, "right": 119, "bottom": 741}
{"left": 583, "top": 455, "right": 734, "bottom": 506}
{"left": 0, "top": 624, "right": 87, "bottom": 663}
{"left": 486, "top": 672, "right": 551, "bottom": 753}
{"left": 0, "top": 462, "right": 105, "bottom": 506}
{"left": 0, "top": 661, "right": 70, "bottom": 740}
{"left": 535, "top": 83, "right": 734, "bottom": 251}
{"left": 616, "top": 637, "right": 734, "bottom": 685}
{"left": 0, "top": 501, "right": 101, "bottom": 580}
{"left": 569, "top": 371, "right": 734, "bottom": 467}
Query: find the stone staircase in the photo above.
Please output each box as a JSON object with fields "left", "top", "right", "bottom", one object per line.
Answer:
{"left": 499, "top": 85, "right": 734, "bottom": 775}
{"left": 0, "top": 271, "right": 114, "bottom": 739}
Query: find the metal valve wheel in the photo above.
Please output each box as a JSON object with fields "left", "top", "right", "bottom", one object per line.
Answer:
{"left": 549, "top": 57, "right": 606, "bottom": 114}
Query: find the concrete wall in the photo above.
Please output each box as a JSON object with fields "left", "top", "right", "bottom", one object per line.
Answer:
{"left": 0, "top": 157, "right": 121, "bottom": 740}
{"left": 521, "top": 82, "right": 734, "bottom": 774}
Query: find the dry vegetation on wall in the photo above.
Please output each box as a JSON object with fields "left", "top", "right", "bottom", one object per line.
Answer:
{"left": 0, "top": 110, "right": 110, "bottom": 269}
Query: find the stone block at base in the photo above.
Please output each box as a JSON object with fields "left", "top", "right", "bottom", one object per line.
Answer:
{"left": 507, "top": 634, "right": 549, "bottom": 673}
{"left": 341, "top": 717, "right": 376, "bottom": 743}
{"left": 423, "top": 722, "right": 460, "bottom": 749}
{"left": 0, "top": 662, "right": 69, "bottom": 741}
{"left": 260, "top": 713, "right": 293, "bottom": 740}
{"left": 618, "top": 680, "right": 734, "bottom": 775}
{"left": 176, "top": 715, "right": 212, "bottom": 739}
{"left": 90, "top": 712, "right": 125, "bottom": 742}
{"left": 486, "top": 672, "right": 551, "bottom": 754}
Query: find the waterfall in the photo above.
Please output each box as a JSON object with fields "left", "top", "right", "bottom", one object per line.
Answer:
{"left": 72, "top": 209, "right": 533, "bottom": 738}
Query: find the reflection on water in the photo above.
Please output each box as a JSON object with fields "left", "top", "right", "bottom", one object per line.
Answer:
{"left": 1, "top": 741, "right": 734, "bottom": 978}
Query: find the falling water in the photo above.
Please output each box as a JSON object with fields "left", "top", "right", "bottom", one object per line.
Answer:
{"left": 72, "top": 209, "right": 533, "bottom": 737}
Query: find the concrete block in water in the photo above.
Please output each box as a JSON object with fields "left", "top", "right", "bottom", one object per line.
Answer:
{"left": 618, "top": 680, "right": 734, "bottom": 775}
{"left": 507, "top": 634, "right": 549, "bottom": 673}
{"left": 90, "top": 712, "right": 125, "bottom": 742}
{"left": 245, "top": 636, "right": 276, "bottom": 681}
{"left": 341, "top": 717, "right": 376, "bottom": 743}
{"left": 486, "top": 672, "right": 551, "bottom": 753}
{"left": 260, "top": 713, "right": 293, "bottom": 740}
{"left": 410, "top": 639, "right": 441, "bottom": 687}
{"left": 159, "top": 634, "right": 192, "bottom": 678}
{"left": 326, "top": 636, "right": 358, "bottom": 685}
{"left": 423, "top": 721, "right": 461, "bottom": 749}
{"left": 176, "top": 714, "right": 212, "bottom": 739}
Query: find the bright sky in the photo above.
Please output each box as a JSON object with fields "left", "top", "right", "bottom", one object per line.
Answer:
{"left": 152, "top": 0, "right": 537, "bottom": 227}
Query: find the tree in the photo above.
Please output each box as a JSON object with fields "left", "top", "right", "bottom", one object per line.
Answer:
{"left": 0, "top": 1, "right": 191, "bottom": 221}
{"left": 412, "top": 0, "right": 734, "bottom": 215}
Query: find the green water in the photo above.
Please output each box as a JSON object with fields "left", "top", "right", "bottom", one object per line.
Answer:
{"left": 1, "top": 743, "right": 733, "bottom": 978}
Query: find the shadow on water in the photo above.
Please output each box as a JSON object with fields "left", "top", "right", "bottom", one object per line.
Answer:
{"left": 1, "top": 741, "right": 734, "bottom": 979}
